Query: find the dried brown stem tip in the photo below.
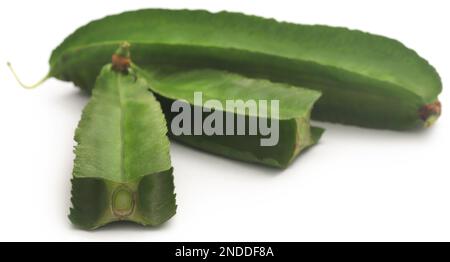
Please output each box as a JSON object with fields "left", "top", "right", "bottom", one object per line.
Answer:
{"left": 112, "top": 42, "right": 131, "bottom": 72}
{"left": 419, "top": 100, "right": 442, "bottom": 127}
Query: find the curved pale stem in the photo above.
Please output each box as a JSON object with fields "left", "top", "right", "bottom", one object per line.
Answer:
{"left": 7, "top": 62, "right": 49, "bottom": 89}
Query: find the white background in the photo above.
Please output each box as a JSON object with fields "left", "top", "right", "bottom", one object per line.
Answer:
{"left": 0, "top": 0, "right": 449, "bottom": 241}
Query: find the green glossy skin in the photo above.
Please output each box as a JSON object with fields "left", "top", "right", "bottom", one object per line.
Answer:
{"left": 137, "top": 66, "right": 324, "bottom": 168}
{"left": 70, "top": 64, "right": 176, "bottom": 230}
{"left": 49, "top": 9, "right": 442, "bottom": 129}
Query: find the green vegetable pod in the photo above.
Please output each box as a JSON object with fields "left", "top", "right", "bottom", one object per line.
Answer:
{"left": 15, "top": 9, "right": 441, "bottom": 130}
{"left": 69, "top": 45, "right": 176, "bottom": 229}
{"left": 138, "top": 65, "right": 324, "bottom": 168}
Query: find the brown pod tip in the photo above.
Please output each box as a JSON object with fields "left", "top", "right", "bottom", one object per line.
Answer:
{"left": 112, "top": 42, "right": 131, "bottom": 73}
{"left": 419, "top": 100, "right": 441, "bottom": 127}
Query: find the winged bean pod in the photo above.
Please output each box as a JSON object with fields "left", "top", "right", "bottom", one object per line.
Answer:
{"left": 26, "top": 9, "right": 441, "bottom": 129}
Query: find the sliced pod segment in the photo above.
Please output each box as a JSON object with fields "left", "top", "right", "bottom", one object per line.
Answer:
{"left": 69, "top": 45, "right": 176, "bottom": 229}
{"left": 138, "top": 65, "right": 324, "bottom": 168}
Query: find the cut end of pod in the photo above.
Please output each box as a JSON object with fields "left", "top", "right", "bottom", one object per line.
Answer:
{"left": 419, "top": 100, "right": 441, "bottom": 127}
{"left": 112, "top": 42, "right": 131, "bottom": 72}
{"left": 69, "top": 170, "right": 177, "bottom": 230}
